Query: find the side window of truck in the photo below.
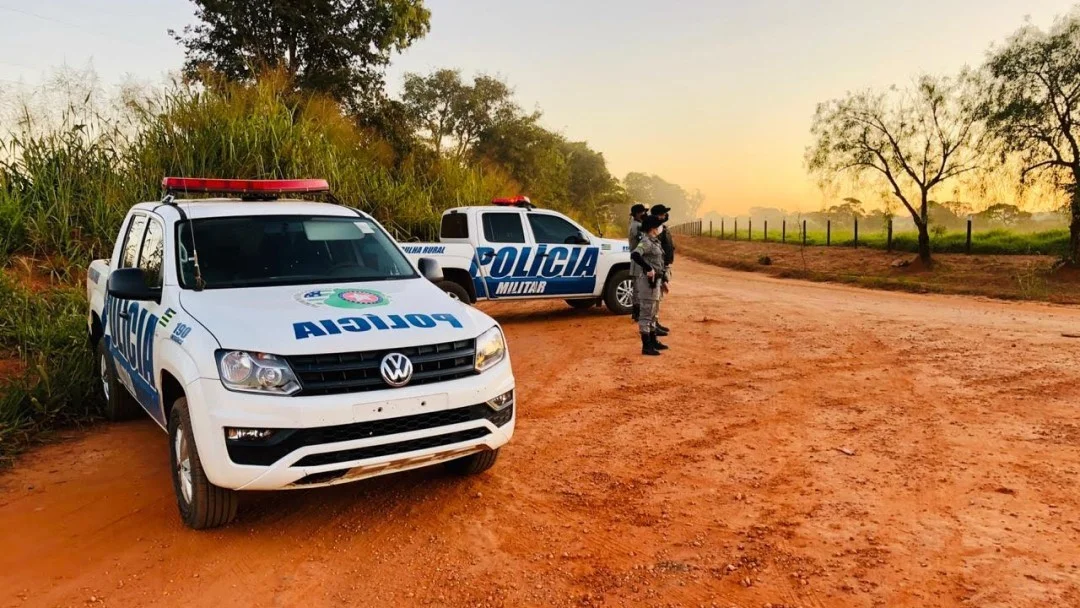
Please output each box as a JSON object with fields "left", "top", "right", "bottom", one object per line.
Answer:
{"left": 120, "top": 215, "right": 148, "bottom": 268}
{"left": 528, "top": 214, "right": 586, "bottom": 245}
{"left": 481, "top": 212, "right": 526, "bottom": 244}
{"left": 441, "top": 213, "right": 469, "bottom": 239}
{"left": 139, "top": 219, "right": 165, "bottom": 288}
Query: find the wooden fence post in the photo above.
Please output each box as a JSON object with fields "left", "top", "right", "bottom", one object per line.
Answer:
{"left": 764, "top": 220, "right": 769, "bottom": 242}
{"left": 803, "top": 220, "right": 807, "bottom": 246}
{"left": 721, "top": 219, "right": 725, "bottom": 239}
{"left": 826, "top": 220, "right": 831, "bottom": 246}
{"left": 887, "top": 219, "right": 893, "bottom": 252}
{"left": 734, "top": 218, "right": 738, "bottom": 240}
{"left": 749, "top": 219, "right": 752, "bottom": 241}
{"left": 782, "top": 219, "right": 786, "bottom": 243}
{"left": 966, "top": 218, "right": 972, "bottom": 254}
{"left": 854, "top": 216, "right": 859, "bottom": 248}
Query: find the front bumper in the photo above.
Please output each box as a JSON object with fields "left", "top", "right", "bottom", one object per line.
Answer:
{"left": 184, "top": 358, "right": 515, "bottom": 490}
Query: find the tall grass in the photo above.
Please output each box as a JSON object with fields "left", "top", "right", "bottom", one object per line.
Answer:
{"left": 0, "top": 274, "right": 97, "bottom": 461}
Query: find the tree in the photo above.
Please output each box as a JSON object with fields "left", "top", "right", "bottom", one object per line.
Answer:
{"left": 401, "top": 69, "right": 517, "bottom": 158}
{"left": 807, "top": 75, "right": 983, "bottom": 264}
{"left": 976, "top": 203, "right": 1032, "bottom": 226}
{"left": 622, "top": 173, "right": 703, "bottom": 223}
{"left": 982, "top": 9, "right": 1080, "bottom": 264}
{"left": 171, "top": 0, "right": 430, "bottom": 108}
{"left": 562, "top": 141, "right": 622, "bottom": 234}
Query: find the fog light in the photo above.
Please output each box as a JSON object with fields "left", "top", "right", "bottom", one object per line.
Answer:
{"left": 225, "top": 427, "right": 276, "bottom": 441}
{"left": 486, "top": 389, "right": 514, "bottom": 411}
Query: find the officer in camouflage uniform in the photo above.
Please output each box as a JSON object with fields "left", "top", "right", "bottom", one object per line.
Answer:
{"left": 650, "top": 204, "right": 674, "bottom": 336}
{"left": 627, "top": 203, "right": 647, "bottom": 321}
{"left": 630, "top": 214, "right": 669, "bottom": 356}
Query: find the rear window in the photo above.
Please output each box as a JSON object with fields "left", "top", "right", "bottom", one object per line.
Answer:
{"left": 440, "top": 213, "right": 469, "bottom": 239}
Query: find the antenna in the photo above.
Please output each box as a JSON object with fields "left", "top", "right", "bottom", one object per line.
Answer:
{"left": 163, "top": 186, "right": 206, "bottom": 291}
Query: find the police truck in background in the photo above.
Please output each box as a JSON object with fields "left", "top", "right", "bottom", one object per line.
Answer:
{"left": 86, "top": 178, "right": 516, "bottom": 529}
{"left": 400, "top": 197, "right": 636, "bottom": 314}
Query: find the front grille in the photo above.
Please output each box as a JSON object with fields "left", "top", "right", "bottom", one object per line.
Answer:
{"left": 226, "top": 402, "right": 514, "bottom": 466}
{"left": 293, "top": 428, "right": 490, "bottom": 467}
{"left": 285, "top": 339, "right": 478, "bottom": 396}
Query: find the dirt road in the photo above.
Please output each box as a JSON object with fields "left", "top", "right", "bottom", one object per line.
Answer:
{"left": 3, "top": 259, "right": 1080, "bottom": 608}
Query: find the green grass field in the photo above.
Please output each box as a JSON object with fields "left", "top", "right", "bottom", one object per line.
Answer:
{"left": 699, "top": 228, "right": 1070, "bottom": 257}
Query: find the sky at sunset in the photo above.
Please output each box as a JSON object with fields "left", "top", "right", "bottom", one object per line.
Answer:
{"left": 0, "top": 0, "right": 1076, "bottom": 214}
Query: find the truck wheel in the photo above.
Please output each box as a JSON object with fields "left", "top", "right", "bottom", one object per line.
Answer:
{"left": 437, "top": 280, "right": 471, "bottom": 303}
{"left": 445, "top": 448, "right": 500, "bottom": 476}
{"left": 565, "top": 299, "right": 596, "bottom": 310}
{"left": 97, "top": 339, "right": 142, "bottom": 421}
{"left": 168, "top": 397, "right": 238, "bottom": 530}
{"left": 603, "top": 269, "right": 634, "bottom": 315}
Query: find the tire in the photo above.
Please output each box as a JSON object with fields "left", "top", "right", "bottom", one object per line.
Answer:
{"left": 603, "top": 268, "right": 634, "bottom": 315}
{"left": 445, "top": 448, "right": 500, "bottom": 476}
{"left": 168, "top": 397, "right": 238, "bottom": 530}
{"left": 96, "top": 339, "right": 142, "bottom": 421}
{"left": 565, "top": 299, "right": 597, "bottom": 309}
{"left": 437, "top": 280, "right": 471, "bottom": 303}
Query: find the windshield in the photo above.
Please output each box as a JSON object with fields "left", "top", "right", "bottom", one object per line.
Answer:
{"left": 176, "top": 215, "right": 417, "bottom": 289}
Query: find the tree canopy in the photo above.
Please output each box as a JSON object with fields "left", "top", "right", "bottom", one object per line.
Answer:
{"left": 982, "top": 8, "right": 1080, "bottom": 263}
{"left": 171, "top": 0, "right": 430, "bottom": 107}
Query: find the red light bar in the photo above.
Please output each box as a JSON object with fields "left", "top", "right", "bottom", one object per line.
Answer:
{"left": 162, "top": 177, "right": 330, "bottom": 195}
{"left": 491, "top": 196, "right": 532, "bottom": 206}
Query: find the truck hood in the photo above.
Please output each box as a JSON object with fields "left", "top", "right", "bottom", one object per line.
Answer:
{"left": 179, "top": 279, "right": 493, "bottom": 356}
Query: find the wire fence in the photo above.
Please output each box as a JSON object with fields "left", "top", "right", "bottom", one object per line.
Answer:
{"left": 669, "top": 217, "right": 1071, "bottom": 257}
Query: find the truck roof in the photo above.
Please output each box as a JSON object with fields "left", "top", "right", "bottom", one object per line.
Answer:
{"left": 133, "top": 200, "right": 367, "bottom": 221}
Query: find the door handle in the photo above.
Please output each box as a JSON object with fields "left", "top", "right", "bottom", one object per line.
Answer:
{"left": 118, "top": 310, "right": 130, "bottom": 320}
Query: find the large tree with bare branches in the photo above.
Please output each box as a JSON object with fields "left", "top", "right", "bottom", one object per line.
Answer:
{"left": 982, "top": 10, "right": 1080, "bottom": 265}
{"left": 807, "top": 75, "right": 983, "bottom": 264}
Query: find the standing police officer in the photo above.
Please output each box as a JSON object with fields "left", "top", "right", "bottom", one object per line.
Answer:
{"left": 627, "top": 203, "right": 647, "bottom": 321}
{"left": 650, "top": 204, "right": 674, "bottom": 335}
{"left": 631, "top": 214, "right": 669, "bottom": 356}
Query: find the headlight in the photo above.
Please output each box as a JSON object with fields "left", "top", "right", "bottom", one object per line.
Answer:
{"left": 215, "top": 350, "right": 300, "bottom": 395}
{"left": 474, "top": 326, "right": 507, "bottom": 372}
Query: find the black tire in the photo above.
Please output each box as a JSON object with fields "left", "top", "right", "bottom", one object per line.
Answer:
{"left": 168, "top": 397, "right": 238, "bottom": 530}
{"left": 603, "top": 268, "right": 634, "bottom": 315}
{"left": 437, "top": 280, "right": 472, "bottom": 303}
{"left": 96, "top": 339, "right": 142, "bottom": 421}
{"left": 445, "top": 448, "right": 500, "bottom": 476}
{"left": 565, "top": 299, "right": 597, "bottom": 309}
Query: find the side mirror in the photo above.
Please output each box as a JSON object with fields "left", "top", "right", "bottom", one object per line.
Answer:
{"left": 108, "top": 268, "right": 160, "bottom": 302}
{"left": 565, "top": 233, "right": 590, "bottom": 246}
{"left": 417, "top": 257, "right": 444, "bottom": 283}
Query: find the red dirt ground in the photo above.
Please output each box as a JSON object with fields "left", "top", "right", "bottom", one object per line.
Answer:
{"left": 3, "top": 259, "right": 1080, "bottom": 607}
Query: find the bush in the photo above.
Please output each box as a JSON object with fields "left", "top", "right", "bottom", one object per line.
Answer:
{"left": 0, "top": 274, "right": 98, "bottom": 460}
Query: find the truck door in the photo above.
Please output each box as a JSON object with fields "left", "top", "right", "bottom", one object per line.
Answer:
{"left": 106, "top": 213, "right": 168, "bottom": 426}
{"left": 524, "top": 213, "right": 599, "bottom": 297}
{"left": 475, "top": 210, "right": 539, "bottom": 299}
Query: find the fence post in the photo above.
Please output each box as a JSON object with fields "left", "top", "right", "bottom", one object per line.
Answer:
{"left": 854, "top": 216, "right": 859, "bottom": 248}
{"left": 749, "top": 219, "right": 752, "bottom": 241}
{"left": 734, "top": 218, "right": 738, "bottom": 240}
{"left": 803, "top": 220, "right": 807, "bottom": 246}
{"left": 826, "top": 220, "right": 831, "bottom": 246}
{"left": 782, "top": 219, "right": 786, "bottom": 243}
{"left": 966, "top": 218, "right": 972, "bottom": 254}
{"left": 721, "top": 218, "right": 725, "bottom": 239}
{"left": 887, "top": 219, "right": 893, "bottom": 252}
{"left": 764, "top": 220, "right": 769, "bottom": 242}
{"left": 709, "top": 220, "right": 713, "bottom": 237}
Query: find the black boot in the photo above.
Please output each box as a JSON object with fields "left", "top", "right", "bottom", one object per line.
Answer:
{"left": 655, "top": 320, "right": 670, "bottom": 334}
{"left": 631, "top": 303, "right": 640, "bottom": 321}
{"left": 641, "top": 333, "right": 661, "bottom": 356}
{"left": 651, "top": 332, "right": 669, "bottom": 350}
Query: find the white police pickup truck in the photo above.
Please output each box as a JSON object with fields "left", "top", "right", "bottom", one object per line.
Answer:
{"left": 86, "top": 178, "right": 515, "bottom": 529}
{"left": 400, "top": 197, "right": 635, "bottom": 314}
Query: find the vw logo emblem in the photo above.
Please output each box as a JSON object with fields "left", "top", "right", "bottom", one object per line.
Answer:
{"left": 380, "top": 352, "right": 414, "bottom": 388}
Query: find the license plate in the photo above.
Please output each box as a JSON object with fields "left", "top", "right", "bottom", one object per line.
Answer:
{"left": 352, "top": 393, "right": 449, "bottom": 420}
